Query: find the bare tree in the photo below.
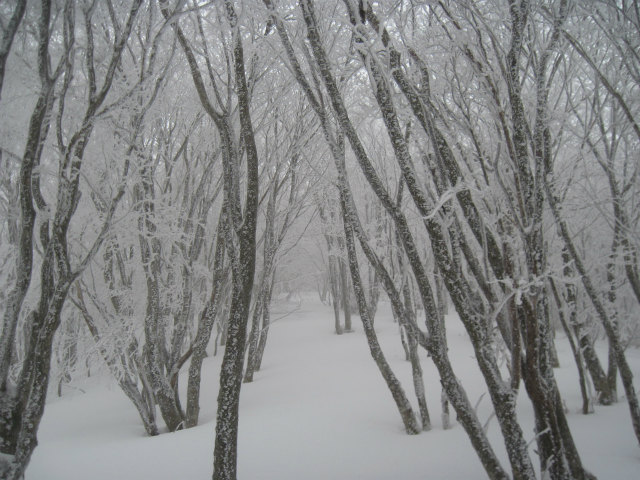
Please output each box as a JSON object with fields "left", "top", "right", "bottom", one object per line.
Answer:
{"left": 0, "top": 1, "right": 143, "bottom": 477}
{"left": 160, "top": 1, "right": 261, "bottom": 477}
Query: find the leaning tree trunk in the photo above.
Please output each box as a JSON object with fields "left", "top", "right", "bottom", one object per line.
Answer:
{"left": 394, "top": 189, "right": 430, "bottom": 431}
{"left": 339, "top": 7, "right": 535, "bottom": 474}
{"left": 339, "top": 194, "right": 420, "bottom": 435}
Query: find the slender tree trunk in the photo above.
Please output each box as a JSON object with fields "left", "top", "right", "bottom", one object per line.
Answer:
{"left": 186, "top": 214, "right": 227, "bottom": 428}
{"left": 330, "top": 257, "right": 343, "bottom": 334}
{"left": 255, "top": 275, "right": 275, "bottom": 372}
{"left": 407, "top": 311, "right": 431, "bottom": 431}
{"left": 549, "top": 278, "right": 591, "bottom": 415}
{"left": 342, "top": 8, "right": 534, "bottom": 472}
{"left": 562, "top": 250, "right": 612, "bottom": 405}
{"left": 74, "top": 285, "right": 159, "bottom": 435}
{"left": 395, "top": 206, "right": 430, "bottom": 431}
{"left": 244, "top": 293, "right": 265, "bottom": 383}
{"left": 339, "top": 253, "right": 352, "bottom": 332}
{"left": 606, "top": 232, "right": 620, "bottom": 401}
{"left": 246, "top": 183, "right": 279, "bottom": 382}
{"left": 0, "top": 0, "right": 27, "bottom": 101}
{"left": 1, "top": 2, "right": 140, "bottom": 476}
{"left": 340, "top": 195, "right": 420, "bottom": 435}
{"left": 317, "top": 201, "right": 343, "bottom": 334}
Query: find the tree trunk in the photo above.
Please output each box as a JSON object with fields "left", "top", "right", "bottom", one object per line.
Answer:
{"left": 291, "top": 2, "right": 513, "bottom": 476}
{"left": 549, "top": 279, "right": 591, "bottom": 415}
{"left": 136, "top": 164, "right": 185, "bottom": 433}
{"left": 562, "top": 250, "right": 612, "bottom": 405}
{"left": 186, "top": 214, "right": 227, "bottom": 428}
{"left": 340, "top": 196, "right": 420, "bottom": 435}
{"left": 74, "top": 285, "right": 159, "bottom": 435}
{"left": 265, "top": 1, "right": 510, "bottom": 477}
{"left": 339, "top": 246, "right": 352, "bottom": 332}
{"left": 0, "top": 0, "right": 27, "bottom": 101}
{"left": 212, "top": 4, "right": 260, "bottom": 477}
{"left": 255, "top": 269, "right": 276, "bottom": 372}
{"left": 330, "top": 257, "right": 343, "bottom": 334}
{"left": 243, "top": 293, "right": 265, "bottom": 383}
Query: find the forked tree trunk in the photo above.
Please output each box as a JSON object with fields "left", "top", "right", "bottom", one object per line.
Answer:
{"left": 74, "top": 285, "right": 159, "bottom": 435}
{"left": 340, "top": 8, "right": 535, "bottom": 474}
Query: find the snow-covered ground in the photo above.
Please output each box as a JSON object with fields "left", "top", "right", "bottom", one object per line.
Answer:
{"left": 29, "top": 296, "right": 640, "bottom": 479}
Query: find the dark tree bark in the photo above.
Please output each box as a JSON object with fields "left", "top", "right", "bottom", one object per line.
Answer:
{"left": 0, "top": 0, "right": 26, "bottom": 100}
{"left": 339, "top": 245, "right": 353, "bottom": 332}
{"left": 211, "top": 4, "right": 259, "bottom": 478}
{"left": 560, "top": 251, "right": 612, "bottom": 405}
{"left": 1, "top": 2, "right": 141, "bottom": 477}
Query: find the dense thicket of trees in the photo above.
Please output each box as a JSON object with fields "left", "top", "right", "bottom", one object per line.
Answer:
{"left": 0, "top": 1, "right": 638, "bottom": 479}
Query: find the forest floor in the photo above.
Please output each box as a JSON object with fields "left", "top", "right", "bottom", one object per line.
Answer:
{"left": 29, "top": 294, "right": 640, "bottom": 479}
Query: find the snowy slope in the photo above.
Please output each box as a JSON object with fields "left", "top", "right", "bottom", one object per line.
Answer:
{"left": 28, "top": 296, "right": 640, "bottom": 479}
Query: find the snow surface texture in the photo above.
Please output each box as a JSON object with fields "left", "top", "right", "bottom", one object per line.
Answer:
{"left": 29, "top": 296, "right": 640, "bottom": 479}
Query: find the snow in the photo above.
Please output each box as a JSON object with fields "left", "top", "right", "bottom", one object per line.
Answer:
{"left": 29, "top": 295, "right": 640, "bottom": 479}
